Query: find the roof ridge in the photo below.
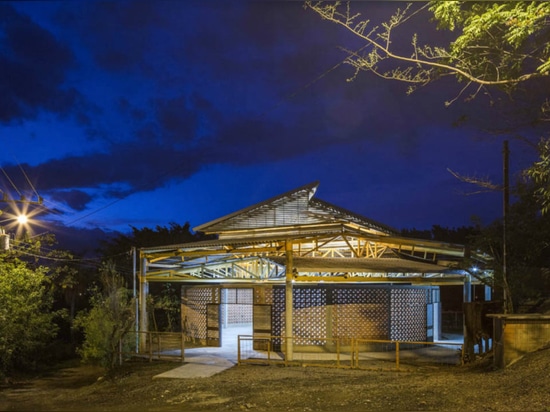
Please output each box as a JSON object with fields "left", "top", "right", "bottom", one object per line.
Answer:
{"left": 193, "top": 181, "right": 319, "bottom": 232}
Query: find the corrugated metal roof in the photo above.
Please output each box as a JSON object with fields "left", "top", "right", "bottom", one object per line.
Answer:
{"left": 308, "top": 198, "right": 398, "bottom": 235}
{"left": 192, "top": 182, "right": 397, "bottom": 235}
{"left": 193, "top": 181, "right": 320, "bottom": 233}
{"left": 139, "top": 181, "right": 488, "bottom": 284}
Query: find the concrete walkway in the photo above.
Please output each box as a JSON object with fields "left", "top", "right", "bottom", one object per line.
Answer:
{"left": 153, "top": 352, "right": 236, "bottom": 379}
{"left": 153, "top": 327, "right": 465, "bottom": 379}
{"left": 153, "top": 325, "right": 249, "bottom": 379}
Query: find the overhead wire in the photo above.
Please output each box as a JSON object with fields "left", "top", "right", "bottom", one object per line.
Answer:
{"left": 7, "top": 242, "right": 134, "bottom": 275}
{"left": 1, "top": 166, "right": 22, "bottom": 197}
{"left": 16, "top": 159, "right": 41, "bottom": 200}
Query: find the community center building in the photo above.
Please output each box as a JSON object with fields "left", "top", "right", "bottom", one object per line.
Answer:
{"left": 137, "top": 182, "right": 491, "bottom": 357}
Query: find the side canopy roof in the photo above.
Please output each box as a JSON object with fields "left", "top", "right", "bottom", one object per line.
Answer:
{"left": 193, "top": 181, "right": 397, "bottom": 237}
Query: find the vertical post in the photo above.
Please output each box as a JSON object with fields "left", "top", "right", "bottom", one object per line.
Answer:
{"left": 502, "top": 140, "right": 511, "bottom": 313}
{"left": 285, "top": 240, "right": 294, "bottom": 361}
{"left": 132, "top": 247, "right": 139, "bottom": 353}
{"left": 463, "top": 274, "right": 472, "bottom": 303}
{"left": 180, "top": 331, "right": 185, "bottom": 362}
{"left": 395, "top": 341, "right": 400, "bottom": 371}
{"left": 0, "top": 228, "right": 9, "bottom": 251}
{"left": 484, "top": 284, "right": 492, "bottom": 301}
{"left": 139, "top": 256, "right": 149, "bottom": 352}
{"left": 463, "top": 274, "right": 474, "bottom": 361}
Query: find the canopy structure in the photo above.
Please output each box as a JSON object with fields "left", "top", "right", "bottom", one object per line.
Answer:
{"left": 137, "top": 182, "right": 492, "bottom": 353}
{"left": 139, "top": 181, "right": 489, "bottom": 285}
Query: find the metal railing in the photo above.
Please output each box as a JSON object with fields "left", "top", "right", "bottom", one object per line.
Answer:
{"left": 118, "top": 331, "right": 185, "bottom": 364}
{"left": 238, "top": 335, "right": 463, "bottom": 371}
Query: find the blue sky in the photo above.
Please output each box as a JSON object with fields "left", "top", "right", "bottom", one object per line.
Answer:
{"left": 0, "top": 1, "right": 540, "bottom": 244}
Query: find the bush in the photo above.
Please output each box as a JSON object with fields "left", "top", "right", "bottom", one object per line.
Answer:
{"left": 0, "top": 258, "right": 61, "bottom": 377}
{"left": 74, "top": 263, "right": 135, "bottom": 369}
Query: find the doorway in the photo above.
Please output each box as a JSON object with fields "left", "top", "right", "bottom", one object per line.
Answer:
{"left": 220, "top": 288, "right": 253, "bottom": 349}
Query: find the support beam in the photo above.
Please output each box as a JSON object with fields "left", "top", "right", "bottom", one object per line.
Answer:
{"left": 139, "top": 256, "right": 149, "bottom": 351}
{"left": 285, "top": 240, "right": 294, "bottom": 361}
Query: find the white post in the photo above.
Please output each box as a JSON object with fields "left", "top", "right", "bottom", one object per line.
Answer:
{"left": 139, "top": 256, "right": 149, "bottom": 352}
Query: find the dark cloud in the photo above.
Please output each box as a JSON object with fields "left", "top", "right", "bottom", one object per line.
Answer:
{"left": 0, "top": 1, "right": 540, "bottom": 234}
{"left": 55, "top": 1, "right": 165, "bottom": 73}
{"left": 0, "top": 4, "right": 77, "bottom": 123}
{"left": 49, "top": 189, "right": 93, "bottom": 212}
{"left": 154, "top": 95, "right": 199, "bottom": 143}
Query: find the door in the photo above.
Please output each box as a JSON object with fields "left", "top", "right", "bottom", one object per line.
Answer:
{"left": 206, "top": 303, "right": 221, "bottom": 347}
{"left": 253, "top": 304, "right": 272, "bottom": 350}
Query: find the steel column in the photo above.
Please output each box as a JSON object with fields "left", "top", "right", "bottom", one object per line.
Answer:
{"left": 285, "top": 240, "right": 294, "bottom": 361}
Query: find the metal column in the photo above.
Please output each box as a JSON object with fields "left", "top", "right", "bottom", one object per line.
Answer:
{"left": 139, "top": 256, "right": 149, "bottom": 351}
{"left": 285, "top": 240, "right": 294, "bottom": 361}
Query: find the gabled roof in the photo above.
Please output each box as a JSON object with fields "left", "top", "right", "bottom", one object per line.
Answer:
{"left": 141, "top": 181, "right": 491, "bottom": 285}
{"left": 193, "top": 181, "right": 397, "bottom": 235}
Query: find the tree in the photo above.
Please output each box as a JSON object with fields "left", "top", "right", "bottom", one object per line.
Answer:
{"left": 470, "top": 181, "right": 550, "bottom": 312}
{"left": 528, "top": 138, "right": 550, "bottom": 213}
{"left": 7, "top": 231, "right": 98, "bottom": 344}
{"left": 401, "top": 224, "right": 480, "bottom": 244}
{"left": 305, "top": 2, "right": 550, "bottom": 98}
{"left": 0, "top": 256, "right": 61, "bottom": 377}
{"left": 98, "top": 222, "right": 214, "bottom": 332}
{"left": 98, "top": 222, "right": 212, "bottom": 285}
{"left": 305, "top": 1, "right": 550, "bottom": 211}
{"left": 73, "top": 262, "right": 134, "bottom": 370}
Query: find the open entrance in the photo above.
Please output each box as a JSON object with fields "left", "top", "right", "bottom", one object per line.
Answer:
{"left": 220, "top": 288, "right": 253, "bottom": 349}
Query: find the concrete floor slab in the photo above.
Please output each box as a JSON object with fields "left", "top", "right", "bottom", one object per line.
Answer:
{"left": 153, "top": 355, "right": 236, "bottom": 379}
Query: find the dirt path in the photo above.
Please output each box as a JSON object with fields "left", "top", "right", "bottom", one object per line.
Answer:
{"left": 1, "top": 348, "right": 549, "bottom": 411}
{"left": 1, "top": 363, "right": 104, "bottom": 411}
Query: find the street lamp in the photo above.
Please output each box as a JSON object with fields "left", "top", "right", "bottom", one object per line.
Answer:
{"left": 0, "top": 212, "right": 30, "bottom": 251}
{"left": 17, "top": 214, "right": 28, "bottom": 225}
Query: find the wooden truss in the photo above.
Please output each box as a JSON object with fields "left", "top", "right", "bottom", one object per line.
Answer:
{"left": 140, "top": 182, "right": 491, "bottom": 286}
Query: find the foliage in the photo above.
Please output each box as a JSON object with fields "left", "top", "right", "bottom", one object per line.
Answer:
{"left": 469, "top": 181, "right": 550, "bottom": 312}
{"left": 401, "top": 224, "right": 480, "bottom": 244}
{"left": 0, "top": 256, "right": 61, "bottom": 377}
{"left": 306, "top": 1, "right": 550, "bottom": 213}
{"left": 98, "top": 222, "right": 213, "bottom": 285}
{"left": 527, "top": 138, "right": 550, "bottom": 214}
{"left": 8, "top": 232, "right": 98, "bottom": 343}
{"left": 305, "top": 1, "right": 550, "bottom": 99}
{"left": 97, "top": 222, "right": 211, "bottom": 332}
{"left": 431, "top": 2, "right": 550, "bottom": 85}
{"left": 73, "top": 262, "right": 135, "bottom": 370}
{"left": 150, "top": 283, "right": 181, "bottom": 332}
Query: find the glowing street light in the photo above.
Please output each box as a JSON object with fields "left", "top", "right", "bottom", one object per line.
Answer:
{"left": 17, "top": 214, "right": 28, "bottom": 225}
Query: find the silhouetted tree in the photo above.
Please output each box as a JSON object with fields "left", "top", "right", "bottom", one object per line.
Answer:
{"left": 471, "top": 181, "right": 550, "bottom": 312}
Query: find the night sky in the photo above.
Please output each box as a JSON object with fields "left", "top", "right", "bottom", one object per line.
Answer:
{"left": 0, "top": 1, "right": 540, "bottom": 247}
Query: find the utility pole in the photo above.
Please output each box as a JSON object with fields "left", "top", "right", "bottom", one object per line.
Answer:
{"left": 0, "top": 227, "right": 8, "bottom": 251}
{"left": 502, "top": 140, "right": 510, "bottom": 313}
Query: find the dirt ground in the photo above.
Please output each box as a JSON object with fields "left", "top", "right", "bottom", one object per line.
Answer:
{"left": 1, "top": 346, "right": 549, "bottom": 412}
